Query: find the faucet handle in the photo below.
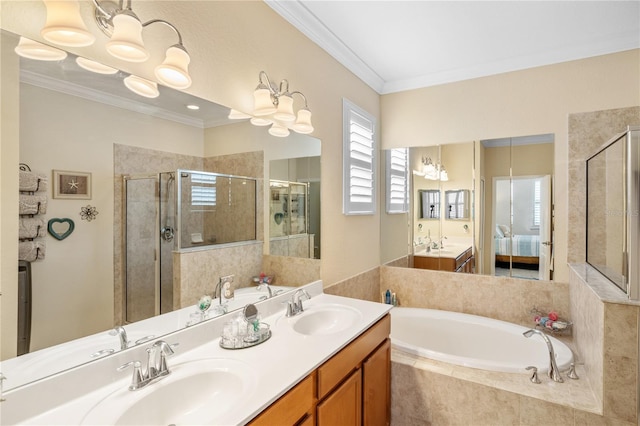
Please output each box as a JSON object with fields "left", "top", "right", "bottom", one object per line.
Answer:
{"left": 525, "top": 366, "right": 541, "bottom": 384}
{"left": 118, "top": 361, "right": 144, "bottom": 390}
{"left": 567, "top": 362, "right": 580, "bottom": 380}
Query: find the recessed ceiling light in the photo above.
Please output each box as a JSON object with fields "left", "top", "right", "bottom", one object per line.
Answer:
{"left": 186, "top": 104, "right": 200, "bottom": 110}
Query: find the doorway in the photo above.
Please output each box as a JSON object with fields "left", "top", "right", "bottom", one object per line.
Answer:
{"left": 491, "top": 175, "right": 552, "bottom": 280}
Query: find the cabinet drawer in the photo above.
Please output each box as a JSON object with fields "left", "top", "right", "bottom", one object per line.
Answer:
{"left": 455, "top": 248, "right": 472, "bottom": 270}
{"left": 317, "top": 314, "right": 390, "bottom": 399}
{"left": 249, "top": 372, "right": 316, "bottom": 426}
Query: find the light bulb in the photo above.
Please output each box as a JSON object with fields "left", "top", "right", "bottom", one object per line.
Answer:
{"left": 155, "top": 45, "right": 192, "bottom": 89}
{"left": 41, "top": 0, "right": 95, "bottom": 47}
{"left": 268, "top": 122, "right": 290, "bottom": 137}
{"left": 124, "top": 75, "right": 159, "bottom": 98}
{"left": 75, "top": 57, "right": 118, "bottom": 74}
{"left": 273, "top": 94, "right": 295, "bottom": 122}
{"left": 253, "top": 86, "right": 276, "bottom": 116}
{"left": 14, "top": 37, "right": 67, "bottom": 61}
{"left": 106, "top": 13, "right": 149, "bottom": 62}
{"left": 292, "top": 108, "right": 314, "bottom": 134}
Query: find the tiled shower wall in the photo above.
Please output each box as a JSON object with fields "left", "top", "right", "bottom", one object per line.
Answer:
{"left": 567, "top": 106, "right": 640, "bottom": 264}
{"left": 114, "top": 145, "right": 266, "bottom": 321}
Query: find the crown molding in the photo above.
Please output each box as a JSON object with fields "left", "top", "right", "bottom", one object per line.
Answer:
{"left": 265, "top": 0, "right": 385, "bottom": 94}
{"left": 20, "top": 70, "right": 205, "bottom": 129}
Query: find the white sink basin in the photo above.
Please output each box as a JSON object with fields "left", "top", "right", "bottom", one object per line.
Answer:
{"left": 283, "top": 304, "right": 362, "bottom": 336}
{"left": 81, "top": 358, "right": 257, "bottom": 425}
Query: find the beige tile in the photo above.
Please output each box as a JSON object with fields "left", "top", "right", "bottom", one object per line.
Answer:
{"left": 603, "top": 354, "right": 638, "bottom": 423}
{"left": 574, "top": 410, "right": 636, "bottom": 426}
{"left": 519, "top": 397, "right": 574, "bottom": 425}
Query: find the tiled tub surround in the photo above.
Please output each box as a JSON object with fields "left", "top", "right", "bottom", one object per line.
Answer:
{"left": 327, "top": 264, "right": 639, "bottom": 424}
{"left": 1, "top": 281, "right": 392, "bottom": 425}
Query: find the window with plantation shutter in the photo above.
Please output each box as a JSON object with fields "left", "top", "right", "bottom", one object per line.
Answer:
{"left": 386, "top": 148, "right": 409, "bottom": 213}
{"left": 532, "top": 179, "right": 541, "bottom": 227}
{"left": 343, "top": 99, "right": 377, "bottom": 215}
{"left": 191, "top": 172, "right": 217, "bottom": 207}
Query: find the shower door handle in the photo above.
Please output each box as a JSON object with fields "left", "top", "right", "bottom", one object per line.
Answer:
{"left": 541, "top": 241, "right": 552, "bottom": 246}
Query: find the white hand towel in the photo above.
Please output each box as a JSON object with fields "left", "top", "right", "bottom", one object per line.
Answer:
{"left": 18, "top": 240, "right": 46, "bottom": 262}
{"left": 19, "top": 194, "right": 47, "bottom": 215}
{"left": 19, "top": 171, "right": 48, "bottom": 193}
{"left": 19, "top": 217, "right": 46, "bottom": 239}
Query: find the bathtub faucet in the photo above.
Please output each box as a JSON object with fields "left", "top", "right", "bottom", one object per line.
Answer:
{"left": 523, "top": 329, "right": 563, "bottom": 383}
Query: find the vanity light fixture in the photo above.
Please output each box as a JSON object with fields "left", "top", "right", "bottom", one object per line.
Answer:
{"left": 246, "top": 71, "right": 314, "bottom": 137}
{"left": 414, "top": 156, "right": 449, "bottom": 181}
{"left": 75, "top": 56, "right": 118, "bottom": 74}
{"left": 41, "top": 0, "right": 96, "bottom": 47}
{"left": 38, "top": 0, "right": 193, "bottom": 89}
{"left": 14, "top": 36, "right": 68, "bottom": 61}
{"left": 123, "top": 74, "right": 159, "bottom": 98}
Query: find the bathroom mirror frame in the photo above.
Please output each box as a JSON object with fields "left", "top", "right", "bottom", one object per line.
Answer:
{"left": 2, "top": 28, "right": 320, "bottom": 390}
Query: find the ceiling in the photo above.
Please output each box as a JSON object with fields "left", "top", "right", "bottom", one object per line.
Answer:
{"left": 267, "top": 1, "right": 640, "bottom": 95}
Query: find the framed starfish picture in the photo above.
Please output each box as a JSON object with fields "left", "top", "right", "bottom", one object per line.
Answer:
{"left": 52, "top": 170, "right": 91, "bottom": 200}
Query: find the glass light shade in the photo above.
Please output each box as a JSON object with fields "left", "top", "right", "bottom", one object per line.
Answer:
{"left": 253, "top": 87, "right": 276, "bottom": 116}
{"left": 292, "top": 108, "right": 314, "bottom": 134}
{"left": 75, "top": 57, "right": 118, "bottom": 74}
{"left": 106, "top": 13, "right": 149, "bottom": 62}
{"left": 228, "top": 109, "right": 252, "bottom": 120}
{"left": 250, "top": 117, "right": 273, "bottom": 126}
{"left": 41, "top": 0, "right": 95, "bottom": 47}
{"left": 268, "top": 122, "right": 290, "bottom": 137}
{"left": 273, "top": 94, "right": 295, "bottom": 122}
{"left": 154, "top": 46, "right": 192, "bottom": 89}
{"left": 14, "top": 37, "right": 67, "bottom": 61}
{"left": 124, "top": 75, "right": 159, "bottom": 98}
{"left": 440, "top": 169, "right": 449, "bottom": 181}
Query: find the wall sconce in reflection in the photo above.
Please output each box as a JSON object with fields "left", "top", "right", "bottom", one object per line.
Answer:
{"left": 413, "top": 156, "right": 449, "bottom": 181}
{"left": 241, "top": 71, "right": 313, "bottom": 137}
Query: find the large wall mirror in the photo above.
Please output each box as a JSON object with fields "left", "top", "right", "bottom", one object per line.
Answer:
{"left": 2, "top": 29, "right": 321, "bottom": 390}
{"left": 397, "top": 133, "right": 554, "bottom": 279}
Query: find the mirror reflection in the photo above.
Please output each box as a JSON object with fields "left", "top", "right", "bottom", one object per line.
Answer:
{"left": 269, "top": 156, "right": 321, "bottom": 259}
{"left": 3, "top": 30, "right": 321, "bottom": 390}
{"left": 405, "top": 134, "right": 554, "bottom": 280}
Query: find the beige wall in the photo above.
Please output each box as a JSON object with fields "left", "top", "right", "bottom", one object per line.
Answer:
{"left": 1, "top": 0, "right": 381, "bottom": 289}
{"left": 381, "top": 49, "right": 640, "bottom": 282}
{"left": 1, "top": 33, "right": 20, "bottom": 360}
{"left": 18, "top": 84, "right": 203, "bottom": 350}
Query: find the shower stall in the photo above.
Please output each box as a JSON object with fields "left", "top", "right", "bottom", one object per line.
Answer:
{"left": 123, "top": 172, "right": 175, "bottom": 323}
{"left": 123, "top": 170, "right": 257, "bottom": 323}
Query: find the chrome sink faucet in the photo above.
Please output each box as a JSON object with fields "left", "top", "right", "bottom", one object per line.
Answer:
{"left": 257, "top": 282, "right": 273, "bottom": 298}
{"left": 286, "top": 289, "right": 311, "bottom": 317}
{"left": 523, "top": 329, "right": 563, "bottom": 382}
{"left": 110, "top": 326, "right": 129, "bottom": 350}
{"left": 118, "top": 340, "right": 178, "bottom": 391}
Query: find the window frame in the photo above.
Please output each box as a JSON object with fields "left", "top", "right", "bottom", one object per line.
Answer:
{"left": 342, "top": 98, "right": 377, "bottom": 215}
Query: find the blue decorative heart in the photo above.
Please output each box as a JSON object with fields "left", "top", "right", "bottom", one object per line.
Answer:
{"left": 48, "top": 218, "right": 75, "bottom": 240}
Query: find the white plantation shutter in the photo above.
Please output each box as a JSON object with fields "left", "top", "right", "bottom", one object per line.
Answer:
{"left": 533, "top": 179, "right": 541, "bottom": 227}
{"left": 386, "top": 148, "right": 409, "bottom": 213}
{"left": 191, "top": 172, "right": 217, "bottom": 206}
{"left": 343, "top": 99, "right": 377, "bottom": 215}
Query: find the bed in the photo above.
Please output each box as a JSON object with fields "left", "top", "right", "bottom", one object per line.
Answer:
{"left": 495, "top": 233, "right": 540, "bottom": 265}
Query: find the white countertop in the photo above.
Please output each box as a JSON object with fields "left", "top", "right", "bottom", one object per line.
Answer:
{"left": 2, "top": 281, "right": 392, "bottom": 425}
{"left": 414, "top": 244, "right": 471, "bottom": 259}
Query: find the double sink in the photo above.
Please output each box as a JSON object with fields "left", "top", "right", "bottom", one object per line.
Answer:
{"left": 6, "top": 282, "right": 388, "bottom": 425}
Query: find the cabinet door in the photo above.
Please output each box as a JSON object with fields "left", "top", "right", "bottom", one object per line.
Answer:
{"left": 317, "top": 369, "right": 362, "bottom": 426}
{"left": 363, "top": 340, "right": 391, "bottom": 426}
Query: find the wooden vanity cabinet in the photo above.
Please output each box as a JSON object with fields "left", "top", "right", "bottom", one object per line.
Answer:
{"left": 249, "top": 314, "right": 391, "bottom": 426}
{"left": 414, "top": 247, "right": 474, "bottom": 273}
